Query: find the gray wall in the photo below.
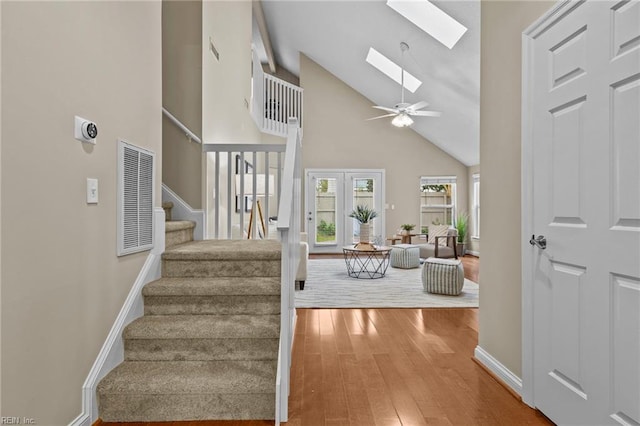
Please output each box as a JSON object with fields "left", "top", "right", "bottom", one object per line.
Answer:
{"left": 162, "top": 0, "right": 203, "bottom": 209}
{"left": 202, "top": 0, "right": 264, "bottom": 237}
{"left": 1, "top": 2, "right": 161, "bottom": 423}
{"left": 479, "top": 0, "right": 555, "bottom": 377}
{"left": 300, "top": 54, "right": 469, "bottom": 238}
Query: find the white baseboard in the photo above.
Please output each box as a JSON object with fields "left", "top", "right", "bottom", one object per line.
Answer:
{"left": 474, "top": 345, "right": 522, "bottom": 396}
{"left": 162, "top": 183, "right": 205, "bottom": 240}
{"left": 467, "top": 250, "right": 480, "bottom": 257}
{"left": 71, "top": 208, "right": 165, "bottom": 426}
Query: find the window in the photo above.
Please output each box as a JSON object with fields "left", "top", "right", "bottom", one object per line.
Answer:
{"left": 419, "top": 176, "right": 457, "bottom": 234}
{"left": 365, "top": 47, "right": 422, "bottom": 93}
{"left": 386, "top": 0, "right": 468, "bottom": 49}
{"left": 472, "top": 173, "right": 480, "bottom": 238}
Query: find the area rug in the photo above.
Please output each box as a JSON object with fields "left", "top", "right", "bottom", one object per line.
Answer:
{"left": 295, "top": 259, "right": 479, "bottom": 308}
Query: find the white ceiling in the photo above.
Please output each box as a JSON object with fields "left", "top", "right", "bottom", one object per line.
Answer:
{"left": 257, "top": 0, "right": 480, "bottom": 166}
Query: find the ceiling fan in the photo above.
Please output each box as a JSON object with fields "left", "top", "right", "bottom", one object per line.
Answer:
{"left": 368, "top": 42, "right": 441, "bottom": 127}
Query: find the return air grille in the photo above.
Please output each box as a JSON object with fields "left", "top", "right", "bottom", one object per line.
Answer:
{"left": 118, "top": 140, "right": 155, "bottom": 256}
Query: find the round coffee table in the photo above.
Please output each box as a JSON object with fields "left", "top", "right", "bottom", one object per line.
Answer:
{"left": 342, "top": 245, "right": 392, "bottom": 279}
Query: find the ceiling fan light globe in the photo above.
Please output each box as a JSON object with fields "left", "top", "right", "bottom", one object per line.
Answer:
{"left": 392, "top": 113, "right": 413, "bottom": 127}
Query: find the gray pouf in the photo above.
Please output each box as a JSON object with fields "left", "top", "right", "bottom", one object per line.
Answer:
{"left": 422, "top": 257, "right": 465, "bottom": 295}
{"left": 390, "top": 244, "right": 420, "bottom": 269}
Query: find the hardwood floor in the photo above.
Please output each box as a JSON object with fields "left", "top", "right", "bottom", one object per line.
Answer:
{"left": 285, "top": 308, "right": 551, "bottom": 426}
{"left": 100, "top": 306, "right": 552, "bottom": 426}
{"left": 99, "top": 248, "right": 541, "bottom": 425}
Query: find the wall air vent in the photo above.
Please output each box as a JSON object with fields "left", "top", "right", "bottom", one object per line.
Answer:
{"left": 117, "top": 140, "right": 155, "bottom": 256}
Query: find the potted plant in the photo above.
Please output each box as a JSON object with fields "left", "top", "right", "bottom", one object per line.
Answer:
{"left": 349, "top": 205, "right": 378, "bottom": 247}
{"left": 400, "top": 224, "right": 415, "bottom": 236}
{"left": 455, "top": 212, "right": 469, "bottom": 256}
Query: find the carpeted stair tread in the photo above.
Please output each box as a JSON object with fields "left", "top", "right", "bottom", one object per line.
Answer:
{"left": 143, "top": 277, "right": 280, "bottom": 297}
{"left": 124, "top": 336, "right": 279, "bottom": 361}
{"left": 98, "top": 234, "right": 281, "bottom": 421}
{"left": 163, "top": 240, "right": 281, "bottom": 261}
{"left": 98, "top": 360, "right": 276, "bottom": 395}
{"left": 165, "top": 220, "right": 195, "bottom": 232}
{"left": 124, "top": 315, "right": 280, "bottom": 340}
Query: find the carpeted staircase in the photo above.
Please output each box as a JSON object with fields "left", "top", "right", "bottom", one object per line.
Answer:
{"left": 97, "top": 219, "right": 282, "bottom": 422}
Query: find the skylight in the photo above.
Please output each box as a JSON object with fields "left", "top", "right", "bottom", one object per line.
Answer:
{"left": 365, "top": 48, "right": 422, "bottom": 93}
{"left": 386, "top": 0, "right": 467, "bottom": 49}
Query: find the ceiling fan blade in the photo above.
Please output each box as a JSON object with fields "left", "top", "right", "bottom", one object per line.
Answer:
{"left": 407, "top": 101, "right": 429, "bottom": 111}
{"left": 373, "top": 105, "right": 399, "bottom": 114}
{"left": 411, "top": 110, "right": 442, "bottom": 117}
{"left": 366, "top": 113, "right": 397, "bottom": 121}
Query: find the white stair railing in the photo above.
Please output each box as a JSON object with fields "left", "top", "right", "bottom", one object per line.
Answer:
{"left": 201, "top": 119, "right": 302, "bottom": 424}
{"left": 262, "top": 74, "right": 303, "bottom": 137}
{"left": 251, "top": 50, "right": 303, "bottom": 138}
{"left": 202, "top": 143, "right": 287, "bottom": 240}
{"left": 275, "top": 119, "right": 301, "bottom": 424}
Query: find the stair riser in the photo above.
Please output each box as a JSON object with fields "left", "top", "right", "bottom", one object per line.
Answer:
{"left": 143, "top": 295, "right": 281, "bottom": 315}
{"left": 166, "top": 228, "right": 194, "bottom": 248}
{"left": 125, "top": 338, "right": 279, "bottom": 361}
{"left": 162, "top": 259, "right": 280, "bottom": 278}
{"left": 99, "top": 393, "right": 275, "bottom": 422}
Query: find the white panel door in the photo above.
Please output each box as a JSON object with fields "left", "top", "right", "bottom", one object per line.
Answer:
{"left": 305, "top": 170, "right": 385, "bottom": 253}
{"left": 306, "top": 171, "right": 345, "bottom": 253}
{"left": 528, "top": 1, "right": 640, "bottom": 424}
{"left": 344, "top": 172, "right": 385, "bottom": 247}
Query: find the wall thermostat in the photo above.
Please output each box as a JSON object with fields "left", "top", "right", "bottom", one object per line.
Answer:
{"left": 75, "top": 116, "right": 98, "bottom": 144}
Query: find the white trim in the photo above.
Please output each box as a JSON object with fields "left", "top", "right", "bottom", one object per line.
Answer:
{"left": 420, "top": 175, "right": 457, "bottom": 185}
{"left": 521, "top": 0, "right": 578, "bottom": 409}
{"left": 162, "top": 183, "right": 205, "bottom": 240}
{"left": 71, "top": 208, "right": 165, "bottom": 425}
{"left": 466, "top": 250, "right": 480, "bottom": 257}
{"left": 521, "top": 25, "right": 536, "bottom": 408}
{"left": 474, "top": 345, "right": 523, "bottom": 396}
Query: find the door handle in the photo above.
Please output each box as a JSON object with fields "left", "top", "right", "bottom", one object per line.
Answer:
{"left": 529, "top": 235, "right": 547, "bottom": 250}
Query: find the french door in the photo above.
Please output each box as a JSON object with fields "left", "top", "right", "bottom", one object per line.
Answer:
{"left": 305, "top": 169, "right": 385, "bottom": 253}
{"left": 524, "top": 1, "right": 640, "bottom": 424}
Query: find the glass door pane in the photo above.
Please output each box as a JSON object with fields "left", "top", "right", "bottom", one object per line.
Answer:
{"left": 306, "top": 170, "right": 384, "bottom": 253}
{"left": 314, "top": 178, "right": 337, "bottom": 245}
{"left": 351, "top": 177, "right": 375, "bottom": 244}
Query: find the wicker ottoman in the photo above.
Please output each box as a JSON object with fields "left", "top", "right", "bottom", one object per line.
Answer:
{"left": 422, "top": 257, "right": 465, "bottom": 295}
{"left": 390, "top": 244, "right": 420, "bottom": 269}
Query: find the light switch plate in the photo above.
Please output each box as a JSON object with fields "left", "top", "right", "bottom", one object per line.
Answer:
{"left": 87, "top": 178, "right": 98, "bottom": 204}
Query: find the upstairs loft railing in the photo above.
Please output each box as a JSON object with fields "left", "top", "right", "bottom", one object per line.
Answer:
{"left": 262, "top": 74, "right": 303, "bottom": 136}
{"left": 252, "top": 51, "right": 303, "bottom": 138}
{"left": 202, "top": 119, "right": 302, "bottom": 424}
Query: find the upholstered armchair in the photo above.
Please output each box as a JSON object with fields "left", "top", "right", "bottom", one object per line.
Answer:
{"left": 416, "top": 226, "right": 458, "bottom": 259}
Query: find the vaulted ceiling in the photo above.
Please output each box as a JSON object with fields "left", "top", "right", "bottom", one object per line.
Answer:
{"left": 256, "top": 0, "right": 480, "bottom": 166}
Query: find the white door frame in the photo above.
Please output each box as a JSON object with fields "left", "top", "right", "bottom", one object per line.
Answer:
{"left": 521, "top": 0, "right": 588, "bottom": 407}
{"left": 305, "top": 168, "right": 385, "bottom": 252}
